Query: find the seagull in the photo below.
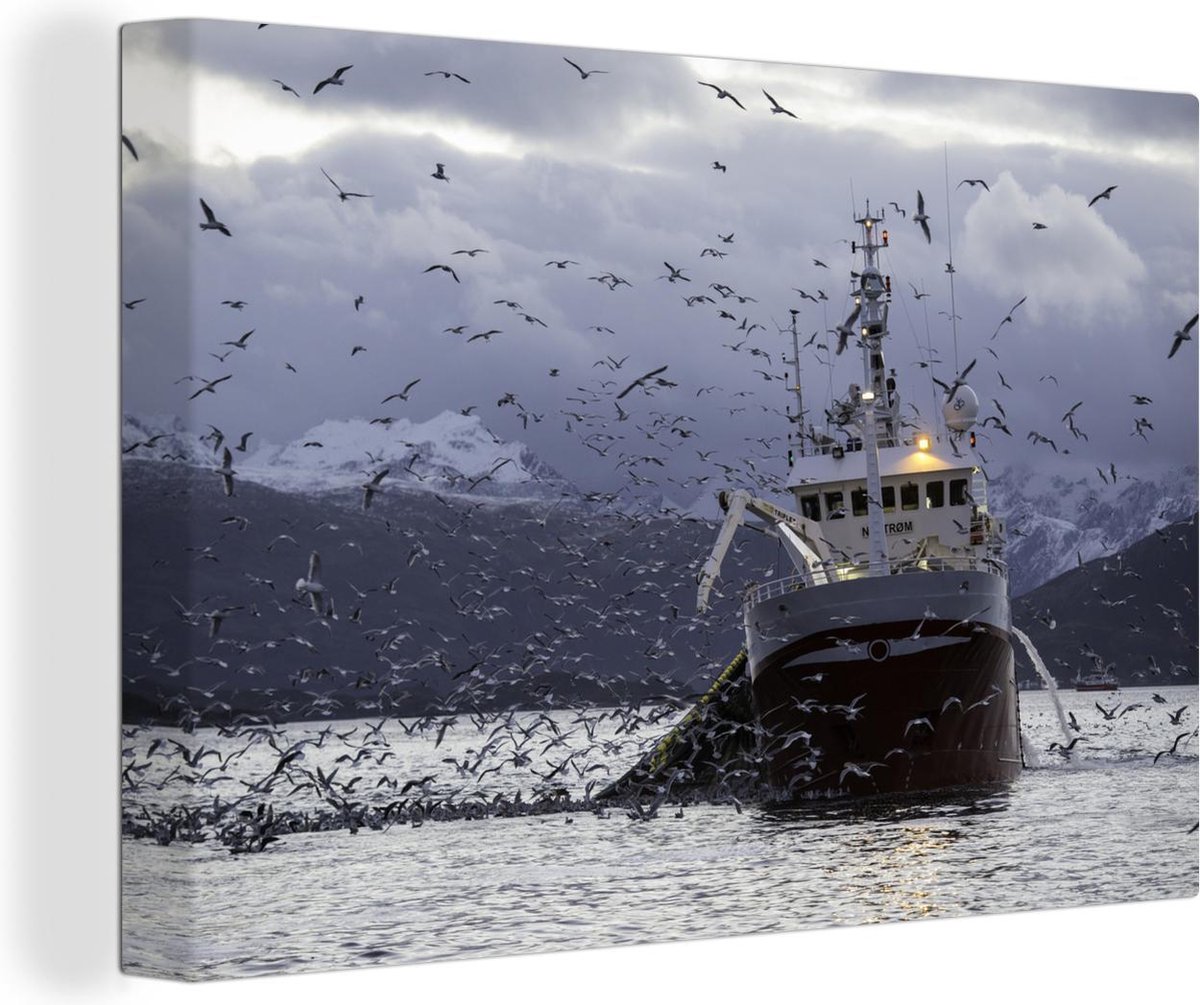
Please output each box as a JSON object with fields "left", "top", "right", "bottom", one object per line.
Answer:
{"left": 221, "top": 299, "right": 247, "bottom": 310}
{"left": 187, "top": 374, "right": 232, "bottom": 400}
{"left": 295, "top": 551, "right": 326, "bottom": 615}
{"left": 888, "top": 201, "right": 906, "bottom": 218}
{"left": 913, "top": 190, "right": 931, "bottom": 243}
{"left": 839, "top": 761, "right": 886, "bottom": 784}
{"left": 659, "top": 262, "right": 690, "bottom": 283}
{"left": 424, "top": 70, "right": 469, "bottom": 83}
{"left": 762, "top": 89, "right": 798, "bottom": 117}
{"left": 198, "top": 198, "right": 231, "bottom": 236}
{"left": 544, "top": 259, "right": 579, "bottom": 269}
{"left": 932, "top": 358, "right": 976, "bottom": 400}
{"left": 222, "top": 330, "right": 254, "bottom": 349}
{"left": 381, "top": 379, "right": 421, "bottom": 403}
{"left": 1153, "top": 732, "right": 1192, "bottom": 763}
{"left": 957, "top": 178, "right": 990, "bottom": 191}
{"left": 1032, "top": 221, "right": 1048, "bottom": 230}
{"left": 563, "top": 57, "right": 607, "bottom": 79}
{"left": 711, "top": 161, "right": 727, "bottom": 172}
{"left": 989, "top": 296, "right": 1027, "bottom": 339}
{"left": 321, "top": 168, "right": 371, "bottom": 201}
{"left": 123, "top": 298, "right": 145, "bottom": 310}
{"left": 313, "top": 65, "right": 353, "bottom": 94}
{"left": 235, "top": 432, "right": 253, "bottom": 452}
{"left": 1048, "top": 737, "right": 1081, "bottom": 755}
{"left": 1087, "top": 184, "right": 1117, "bottom": 207}
{"left": 121, "top": 134, "right": 138, "bottom": 160}
{"left": 1167, "top": 313, "right": 1198, "bottom": 359}
{"left": 431, "top": 163, "right": 449, "bottom": 182}
{"left": 698, "top": 81, "right": 745, "bottom": 109}
{"left": 616, "top": 365, "right": 674, "bottom": 400}
{"left": 354, "top": 295, "right": 364, "bottom": 311}
{"left": 214, "top": 447, "right": 235, "bottom": 497}
{"left": 361, "top": 469, "right": 388, "bottom": 511}
{"left": 271, "top": 79, "right": 300, "bottom": 97}
{"left": 423, "top": 264, "right": 460, "bottom": 283}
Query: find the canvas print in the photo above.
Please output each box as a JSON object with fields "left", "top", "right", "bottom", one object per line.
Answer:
{"left": 120, "top": 18, "right": 1198, "bottom": 981}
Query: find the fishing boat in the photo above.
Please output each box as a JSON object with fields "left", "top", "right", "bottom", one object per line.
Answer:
{"left": 696, "top": 203, "right": 1024, "bottom": 799}
{"left": 1073, "top": 667, "right": 1119, "bottom": 691}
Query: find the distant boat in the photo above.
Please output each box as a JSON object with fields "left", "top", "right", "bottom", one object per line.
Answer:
{"left": 1074, "top": 668, "right": 1119, "bottom": 691}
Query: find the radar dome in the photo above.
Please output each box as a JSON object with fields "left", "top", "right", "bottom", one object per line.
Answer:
{"left": 942, "top": 384, "right": 979, "bottom": 432}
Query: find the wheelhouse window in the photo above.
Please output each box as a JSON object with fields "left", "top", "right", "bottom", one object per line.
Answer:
{"left": 900, "top": 482, "right": 919, "bottom": 511}
{"left": 881, "top": 486, "right": 896, "bottom": 513}
{"left": 925, "top": 480, "right": 944, "bottom": 509}
{"left": 824, "top": 490, "right": 845, "bottom": 519}
{"left": 800, "top": 493, "right": 821, "bottom": 521}
{"left": 950, "top": 478, "right": 969, "bottom": 506}
{"left": 851, "top": 487, "right": 868, "bottom": 517}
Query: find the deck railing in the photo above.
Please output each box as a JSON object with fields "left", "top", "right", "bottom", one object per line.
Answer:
{"left": 743, "top": 553, "right": 1008, "bottom": 608}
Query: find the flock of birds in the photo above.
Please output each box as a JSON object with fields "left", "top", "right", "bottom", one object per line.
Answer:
{"left": 120, "top": 25, "right": 1198, "bottom": 849}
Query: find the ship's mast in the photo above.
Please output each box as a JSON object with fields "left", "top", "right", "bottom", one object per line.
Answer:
{"left": 787, "top": 309, "right": 805, "bottom": 461}
{"left": 854, "top": 203, "right": 892, "bottom": 576}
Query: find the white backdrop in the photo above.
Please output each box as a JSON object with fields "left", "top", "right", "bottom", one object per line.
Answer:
{"left": 1, "top": 2, "right": 1196, "bottom": 1003}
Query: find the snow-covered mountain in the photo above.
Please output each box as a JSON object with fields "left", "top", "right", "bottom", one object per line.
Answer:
{"left": 123, "top": 412, "right": 1196, "bottom": 594}
{"left": 122, "top": 413, "right": 215, "bottom": 466}
{"left": 122, "top": 411, "right": 574, "bottom": 502}
{"left": 989, "top": 461, "right": 1198, "bottom": 596}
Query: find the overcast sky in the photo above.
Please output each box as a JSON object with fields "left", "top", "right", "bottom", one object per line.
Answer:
{"left": 120, "top": 18, "right": 1198, "bottom": 499}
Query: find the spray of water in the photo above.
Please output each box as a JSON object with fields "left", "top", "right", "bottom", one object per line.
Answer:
{"left": 1019, "top": 731, "right": 1042, "bottom": 767}
{"left": 1012, "top": 626, "right": 1073, "bottom": 746}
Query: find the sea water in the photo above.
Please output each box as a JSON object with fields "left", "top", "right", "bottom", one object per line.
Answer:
{"left": 120, "top": 685, "right": 1198, "bottom": 980}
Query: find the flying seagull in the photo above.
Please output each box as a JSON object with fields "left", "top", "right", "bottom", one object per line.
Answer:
{"left": 361, "top": 469, "right": 388, "bottom": 511}
{"left": 957, "top": 178, "right": 990, "bottom": 191}
{"left": 762, "top": 90, "right": 798, "bottom": 117}
{"left": 187, "top": 374, "right": 232, "bottom": 400}
{"left": 616, "top": 365, "right": 675, "bottom": 400}
{"left": 659, "top": 262, "right": 690, "bottom": 283}
{"left": 321, "top": 168, "right": 372, "bottom": 201}
{"left": 198, "top": 198, "right": 231, "bottom": 236}
{"left": 381, "top": 379, "right": 421, "bottom": 403}
{"left": 913, "top": 190, "right": 931, "bottom": 243}
{"left": 271, "top": 79, "right": 300, "bottom": 97}
{"left": 424, "top": 70, "right": 470, "bottom": 83}
{"left": 423, "top": 264, "right": 460, "bottom": 283}
{"left": 123, "top": 298, "right": 145, "bottom": 310}
{"left": 214, "top": 447, "right": 236, "bottom": 497}
{"left": 313, "top": 65, "right": 353, "bottom": 94}
{"left": 431, "top": 163, "right": 449, "bottom": 182}
{"left": 121, "top": 134, "right": 139, "bottom": 160}
{"left": 563, "top": 57, "right": 607, "bottom": 79}
{"left": 1088, "top": 184, "right": 1117, "bottom": 207}
{"left": 1167, "top": 313, "right": 1198, "bottom": 359}
{"left": 698, "top": 81, "right": 745, "bottom": 109}
{"left": 295, "top": 551, "right": 326, "bottom": 615}
{"left": 222, "top": 330, "right": 254, "bottom": 349}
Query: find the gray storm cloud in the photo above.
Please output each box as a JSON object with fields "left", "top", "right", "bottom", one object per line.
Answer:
{"left": 121, "top": 19, "right": 1198, "bottom": 496}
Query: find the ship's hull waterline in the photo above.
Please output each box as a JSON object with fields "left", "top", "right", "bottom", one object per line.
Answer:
{"left": 744, "top": 569, "right": 1024, "bottom": 798}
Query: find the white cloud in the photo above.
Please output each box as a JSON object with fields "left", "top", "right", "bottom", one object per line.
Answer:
{"left": 957, "top": 171, "right": 1146, "bottom": 324}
